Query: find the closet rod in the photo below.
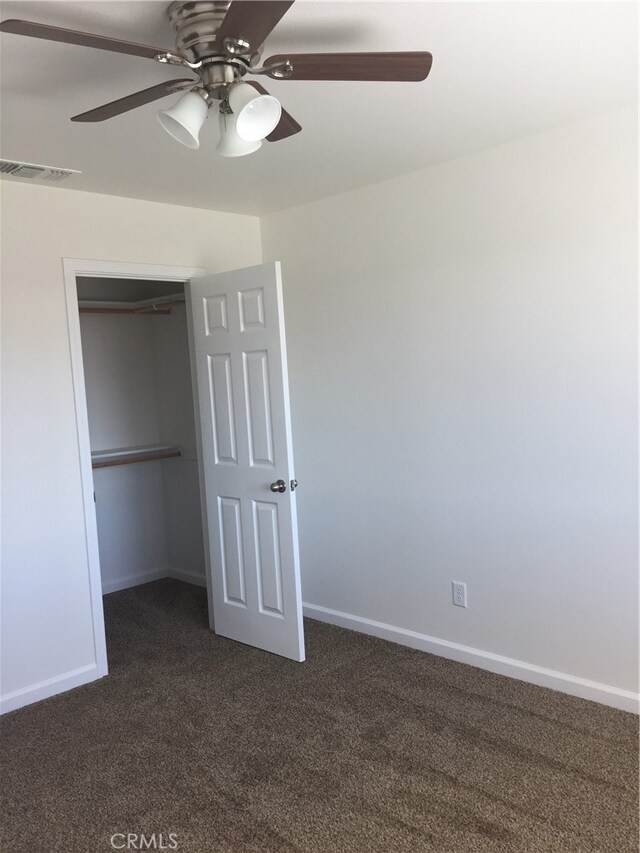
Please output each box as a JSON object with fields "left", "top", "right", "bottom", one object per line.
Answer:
{"left": 92, "top": 446, "right": 182, "bottom": 469}
{"left": 79, "top": 306, "right": 172, "bottom": 315}
{"left": 78, "top": 297, "right": 185, "bottom": 316}
{"left": 134, "top": 298, "right": 185, "bottom": 314}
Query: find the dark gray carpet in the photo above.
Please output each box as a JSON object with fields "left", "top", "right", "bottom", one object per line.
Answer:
{"left": 1, "top": 579, "right": 637, "bottom": 852}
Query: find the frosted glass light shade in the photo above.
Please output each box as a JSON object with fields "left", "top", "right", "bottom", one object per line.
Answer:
{"left": 228, "top": 82, "right": 281, "bottom": 142}
{"left": 157, "top": 90, "right": 209, "bottom": 149}
{"left": 216, "top": 111, "right": 262, "bottom": 157}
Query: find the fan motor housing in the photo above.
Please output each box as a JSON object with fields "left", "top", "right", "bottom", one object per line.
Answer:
{"left": 167, "top": 1, "right": 261, "bottom": 65}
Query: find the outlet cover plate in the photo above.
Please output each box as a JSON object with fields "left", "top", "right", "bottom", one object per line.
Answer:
{"left": 452, "top": 581, "right": 467, "bottom": 608}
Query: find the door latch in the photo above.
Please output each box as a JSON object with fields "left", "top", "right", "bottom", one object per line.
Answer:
{"left": 269, "top": 479, "right": 298, "bottom": 493}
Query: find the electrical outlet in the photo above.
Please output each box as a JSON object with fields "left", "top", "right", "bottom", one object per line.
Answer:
{"left": 452, "top": 581, "right": 467, "bottom": 608}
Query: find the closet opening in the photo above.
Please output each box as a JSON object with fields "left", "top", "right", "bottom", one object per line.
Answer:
{"left": 75, "top": 274, "right": 208, "bottom": 638}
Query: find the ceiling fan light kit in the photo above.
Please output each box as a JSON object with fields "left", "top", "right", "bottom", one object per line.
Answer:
{"left": 216, "top": 110, "right": 263, "bottom": 158}
{"left": 228, "top": 81, "right": 281, "bottom": 142}
{"left": 157, "top": 88, "right": 210, "bottom": 149}
{"left": 0, "top": 0, "right": 433, "bottom": 159}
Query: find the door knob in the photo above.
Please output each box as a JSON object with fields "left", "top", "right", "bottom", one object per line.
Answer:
{"left": 270, "top": 479, "right": 287, "bottom": 493}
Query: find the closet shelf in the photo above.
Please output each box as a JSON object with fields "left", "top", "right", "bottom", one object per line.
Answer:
{"left": 91, "top": 445, "right": 182, "bottom": 469}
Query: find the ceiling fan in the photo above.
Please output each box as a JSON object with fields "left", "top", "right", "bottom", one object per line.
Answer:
{"left": 0, "top": 1, "right": 433, "bottom": 157}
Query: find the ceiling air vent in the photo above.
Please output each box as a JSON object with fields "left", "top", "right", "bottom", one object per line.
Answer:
{"left": 0, "top": 159, "right": 81, "bottom": 182}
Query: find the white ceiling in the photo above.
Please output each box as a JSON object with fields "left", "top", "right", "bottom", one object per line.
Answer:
{"left": 0, "top": 1, "right": 637, "bottom": 215}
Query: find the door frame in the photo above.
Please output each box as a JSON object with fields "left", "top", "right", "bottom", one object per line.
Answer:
{"left": 63, "top": 258, "right": 206, "bottom": 678}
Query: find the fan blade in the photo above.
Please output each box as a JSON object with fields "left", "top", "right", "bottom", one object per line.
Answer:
{"left": 0, "top": 19, "right": 173, "bottom": 60}
{"left": 246, "top": 81, "right": 301, "bottom": 141}
{"left": 71, "top": 79, "right": 194, "bottom": 122}
{"left": 266, "top": 110, "right": 302, "bottom": 142}
{"left": 216, "top": 2, "right": 294, "bottom": 51}
{"left": 263, "top": 51, "right": 433, "bottom": 82}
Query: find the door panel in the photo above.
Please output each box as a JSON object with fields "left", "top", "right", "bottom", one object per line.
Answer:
{"left": 218, "top": 496, "right": 246, "bottom": 606}
{"left": 188, "top": 263, "right": 304, "bottom": 661}
{"left": 243, "top": 350, "right": 275, "bottom": 466}
{"left": 253, "top": 500, "right": 284, "bottom": 616}
{"left": 208, "top": 354, "right": 238, "bottom": 464}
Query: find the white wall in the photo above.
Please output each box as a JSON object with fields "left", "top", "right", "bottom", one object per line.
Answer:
{"left": 79, "top": 313, "right": 172, "bottom": 593}
{"left": 93, "top": 464, "right": 170, "bottom": 593}
{"left": 2, "top": 109, "right": 636, "bottom": 714}
{"left": 80, "top": 314, "right": 161, "bottom": 451}
{"left": 0, "top": 182, "right": 261, "bottom": 711}
{"left": 79, "top": 302, "right": 206, "bottom": 594}
{"left": 261, "top": 108, "right": 638, "bottom": 705}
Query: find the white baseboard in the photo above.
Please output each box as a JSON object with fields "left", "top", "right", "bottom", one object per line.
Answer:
{"left": 1, "top": 663, "right": 104, "bottom": 715}
{"left": 167, "top": 567, "right": 207, "bottom": 587}
{"left": 303, "top": 603, "right": 639, "bottom": 714}
{"left": 102, "top": 569, "right": 169, "bottom": 594}
{"left": 102, "top": 568, "right": 206, "bottom": 594}
{"left": 2, "top": 568, "right": 205, "bottom": 715}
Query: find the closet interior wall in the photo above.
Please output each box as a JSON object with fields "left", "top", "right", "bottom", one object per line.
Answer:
{"left": 77, "top": 279, "right": 206, "bottom": 594}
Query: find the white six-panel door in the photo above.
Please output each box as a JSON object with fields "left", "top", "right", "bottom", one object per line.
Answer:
{"left": 187, "top": 263, "right": 305, "bottom": 661}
